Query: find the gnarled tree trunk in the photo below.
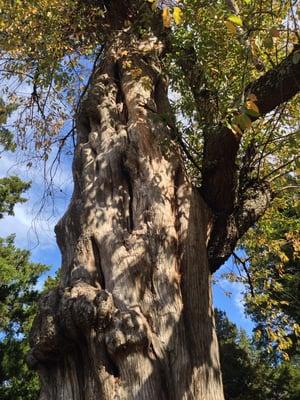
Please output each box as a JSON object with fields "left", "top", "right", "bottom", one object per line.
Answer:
{"left": 29, "top": 31, "right": 224, "bottom": 399}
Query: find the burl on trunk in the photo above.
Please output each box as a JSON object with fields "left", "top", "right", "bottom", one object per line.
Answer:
{"left": 28, "top": 32, "right": 224, "bottom": 400}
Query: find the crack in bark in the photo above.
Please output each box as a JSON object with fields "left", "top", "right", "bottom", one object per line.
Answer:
{"left": 102, "top": 343, "right": 120, "bottom": 378}
{"left": 121, "top": 161, "right": 134, "bottom": 233}
{"left": 173, "top": 166, "right": 185, "bottom": 274}
{"left": 114, "top": 60, "right": 129, "bottom": 125}
{"left": 91, "top": 236, "right": 105, "bottom": 289}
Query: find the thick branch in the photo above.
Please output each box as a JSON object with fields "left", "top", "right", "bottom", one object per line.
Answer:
{"left": 207, "top": 183, "right": 272, "bottom": 273}
{"left": 245, "top": 45, "right": 300, "bottom": 118}
{"left": 180, "top": 46, "right": 299, "bottom": 272}
{"left": 201, "top": 47, "right": 300, "bottom": 214}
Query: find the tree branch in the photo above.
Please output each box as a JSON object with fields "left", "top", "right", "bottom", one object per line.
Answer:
{"left": 233, "top": 252, "right": 254, "bottom": 297}
{"left": 245, "top": 45, "right": 300, "bottom": 118}
{"left": 201, "top": 47, "right": 300, "bottom": 213}
{"left": 207, "top": 182, "right": 272, "bottom": 272}
{"left": 178, "top": 45, "right": 300, "bottom": 272}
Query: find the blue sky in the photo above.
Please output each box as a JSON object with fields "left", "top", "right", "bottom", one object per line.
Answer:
{"left": 0, "top": 146, "right": 254, "bottom": 334}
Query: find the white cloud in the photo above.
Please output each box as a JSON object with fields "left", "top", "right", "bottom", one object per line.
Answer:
{"left": 217, "top": 277, "right": 249, "bottom": 321}
{"left": 0, "top": 148, "right": 73, "bottom": 254}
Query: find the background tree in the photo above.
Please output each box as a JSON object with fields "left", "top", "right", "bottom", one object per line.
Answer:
{"left": 230, "top": 189, "right": 299, "bottom": 359}
{"left": 0, "top": 154, "right": 48, "bottom": 399}
{"left": 0, "top": 1, "right": 299, "bottom": 399}
{"left": 0, "top": 236, "right": 47, "bottom": 400}
{"left": 215, "top": 309, "right": 300, "bottom": 400}
{"left": 215, "top": 309, "right": 257, "bottom": 400}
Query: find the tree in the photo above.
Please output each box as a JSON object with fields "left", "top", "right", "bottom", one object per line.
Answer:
{"left": 232, "top": 191, "right": 300, "bottom": 359}
{"left": 1, "top": 1, "right": 299, "bottom": 399}
{"left": 0, "top": 236, "right": 47, "bottom": 400}
{"left": 0, "top": 168, "right": 47, "bottom": 399}
{"left": 0, "top": 176, "right": 31, "bottom": 218}
{"left": 215, "top": 309, "right": 300, "bottom": 400}
{"left": 215, "top": 309, "right": 257, "bottom": 400}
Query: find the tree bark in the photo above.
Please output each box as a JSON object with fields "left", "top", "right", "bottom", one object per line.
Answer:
{"left": 29, "top": 31, "right": 224, "bottom": 399}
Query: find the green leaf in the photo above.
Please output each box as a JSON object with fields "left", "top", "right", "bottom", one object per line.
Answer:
{"left": 263, "top": 36, "right": 273, "bottom": 49}
{"left": 227, "top": 15, "right": 243, "bottom": 27}
{"left": 234, "top": 113, "right": 252, "bottom": 130}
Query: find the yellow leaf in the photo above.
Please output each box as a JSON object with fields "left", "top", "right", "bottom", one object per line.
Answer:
{"left": 227, "top": 14, "right": 243, "bottom": 27}
{"left": 293, "top": 323, "right": 300, "bottom": 336}
{"left": 255, "top": 329, "right": 262, "bottom": 340}
{"left": 173, "top": 7, "right": 183, "bottom": 25}
{"left": 245, "top": 100, "right": 260, "bottom": 114}
{"left": 162, "top": 7, "right": 171, "bottom": 28}
{"left": 282, "top": 352, "right": 290, "bottom": 361}
{"left": 225, "top": 20, "right": 237, "bottom": 34}
{"left": 267, "top": 328, "right": 277, "bottom": 341}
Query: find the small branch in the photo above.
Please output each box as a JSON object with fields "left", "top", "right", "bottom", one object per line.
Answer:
{"left": 256, "top": 105, "right": 287, "bottom": 179}
{"left": 290, "top": 0, "right": 300, "bottom": 42}
{"left": 233, "top": 252, "right": 255, "bottom": 297}
{"left": 75, "top": 46, "right": 104, "bottom": 115}
{"left": 176, "top": 133, "right": 202, "bottom": 173}
{"left": 262, "top": 157, "right": 297, "bottom": 181}
{"left": 274, "top": 185, "right": 299, "bottom": 195}
{"left": 31, "top": 82, "right": 46, "bottom": 120}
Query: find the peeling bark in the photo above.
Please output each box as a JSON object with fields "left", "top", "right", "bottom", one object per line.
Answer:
{"left": 29, "top": 31, "right": 224, "bottom": 400}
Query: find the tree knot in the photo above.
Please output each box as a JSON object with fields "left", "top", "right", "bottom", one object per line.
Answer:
{"left": 105, "top": 309, "right": 149, "bottom": 356}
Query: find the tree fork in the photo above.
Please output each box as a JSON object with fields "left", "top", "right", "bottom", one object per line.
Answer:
{"left": 29, "top": 31, "right": 224, "bottom": 400}
{"left": 179, "top": 42, "right": 300, "bottom": 272}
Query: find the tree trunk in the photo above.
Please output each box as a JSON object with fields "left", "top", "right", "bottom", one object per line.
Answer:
{"left": 29, "top": 31, "right": 224, "bottom": 400}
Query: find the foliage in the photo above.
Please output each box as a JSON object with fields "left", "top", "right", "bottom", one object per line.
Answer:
{"left": 0, "top": 236, "right": 48, "bottom": 400}
{"left": 0, "top": 96, "right": 31, "bottom": 218}
{"left": 168, "top": 0, "right": 299, "bottom": 180}
{"left": 0, "top": 176, "right": 30, "bottom": 218}
{"left": 0, "top": 97, "right": 17, "bottom": 151}
{"left": 215, "top": 308, "right": 258, "bottom": 399}
{"left": 215, "top": 308, "right": 300, "bottom": 400}
{"left": 0, "top": 0, "right": 105, "bottom": 161}
{"left": 241, "top": 190, "right": 300, "bottom": 359}
{"left": 42, "top": 269, "right": 60, "bottom": 292}
{"left": 0, "top": 162, "right": 48, "bottom": 399}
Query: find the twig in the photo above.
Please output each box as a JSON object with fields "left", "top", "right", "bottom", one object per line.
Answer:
{"left": 262, "top": 157, "right": 297, "bottom": 181}
{"left": 274, "top": 185, "right": 299, "bottom": 195}
{"left": 75, "top": 46, "right": 104, "bottom": 115}
{"left": 233, "top": 252, "right": 255, "bottom": 297}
